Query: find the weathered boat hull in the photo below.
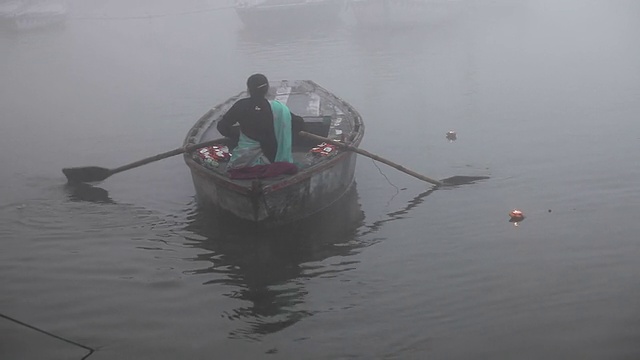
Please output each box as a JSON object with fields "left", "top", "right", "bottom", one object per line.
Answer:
{"left": 185, "top": 180, "right": 364, "bottom": 243}
{"left": 188, "top": 149, "right": 358, "bottom": 225}
{"left": 183, "top": 80, "right": 364, "bottom": 226}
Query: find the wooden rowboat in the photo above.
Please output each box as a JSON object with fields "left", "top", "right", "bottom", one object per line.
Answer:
{"left": 182, "top": 80, "right": 364, "bottom": 226}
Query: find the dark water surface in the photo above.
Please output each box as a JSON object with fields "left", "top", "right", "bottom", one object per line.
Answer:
{"left": 2, "top": 0, "right": 640, "bottom": 358}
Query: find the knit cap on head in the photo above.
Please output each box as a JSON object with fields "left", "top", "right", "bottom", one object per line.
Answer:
{"left": 247, "top": 74, "right": 269, "bottom": 97}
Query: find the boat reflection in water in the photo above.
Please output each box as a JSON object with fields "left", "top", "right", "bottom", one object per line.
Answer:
{"left": 60, "top": 175, "right": 486, "bottom": 340}
{"left": 183, "top": 183, "right": 365, "bottom": 339}
{"left": 359, "top": 175, "right": 489, "bottom": 236}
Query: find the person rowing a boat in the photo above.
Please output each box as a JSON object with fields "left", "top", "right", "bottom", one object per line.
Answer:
{"left": 217, "top": 73, "right": 303, "bottom": 171}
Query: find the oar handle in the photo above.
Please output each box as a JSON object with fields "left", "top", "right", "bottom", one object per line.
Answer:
{"left": 109, "top": 139, "right": 224, "bottom": 175}
{"left": 299, "top": 131, "right": 443, "bottom": 186}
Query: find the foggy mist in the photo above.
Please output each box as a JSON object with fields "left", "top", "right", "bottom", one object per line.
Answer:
{"left": 2, "top": 0, "right": 640, "bottom": 359}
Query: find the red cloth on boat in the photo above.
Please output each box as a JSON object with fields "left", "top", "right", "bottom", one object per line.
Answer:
{"left": 227, "top": 162, "right": 298, "bottom": 179}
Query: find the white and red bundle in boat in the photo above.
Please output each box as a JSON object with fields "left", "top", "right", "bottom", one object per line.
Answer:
{"left": 310, "top": 143, "right": 338, "bottom": 157}
{"left": 195, "top": 145, "right": 231, "bottom": 162}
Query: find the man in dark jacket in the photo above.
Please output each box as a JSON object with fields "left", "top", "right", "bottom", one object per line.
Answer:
{"left": 217, "top": 74, "right": 304, "bottom": 164}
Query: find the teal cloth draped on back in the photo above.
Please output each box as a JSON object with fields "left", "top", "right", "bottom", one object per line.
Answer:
{"left": 269, "top": 100, "right": 293, "bottom": 163}
{"left": 227, "top": 100, "right": 293, "bottom": 169}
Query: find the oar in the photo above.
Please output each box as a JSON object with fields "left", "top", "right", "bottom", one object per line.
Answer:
{"left": 299, "top": 131, "right": 444, "bottom": 186}
{"left": 62, "top": 139, "right": 224, "bottom": 183}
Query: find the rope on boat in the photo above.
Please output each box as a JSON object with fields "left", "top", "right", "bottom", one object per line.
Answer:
{"left": 371, "top": 158, "right": 400, "bottom": 194}
{"left": 70, "top": 5, "right": 236, "bottom": 21}
{"left": 0, "top": 313, "right": 95, "bottom": 360}
{"left": 371, "top": 158, "right": 401, "bottom": 211}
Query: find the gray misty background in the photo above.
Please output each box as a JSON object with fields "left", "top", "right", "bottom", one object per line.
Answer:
{"left": 1, "top": 0, "right": 640, "bottom": 359}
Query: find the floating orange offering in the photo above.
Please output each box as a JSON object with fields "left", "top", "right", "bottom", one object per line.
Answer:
{"left": 509, "top": 209, "right": 525, "bottom": 221}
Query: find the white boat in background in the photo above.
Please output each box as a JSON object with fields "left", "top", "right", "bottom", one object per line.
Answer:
{"left": 348, "top": 0, "right": 462, "bottom": 28}
{"left": 0, "top": 0, "right": 21, "bottom": 20}
{"left": 235, "top": 0, "right": 345, "bottom": 29}
{"left": 0, "top": 0, "right": 67, "bottom": 31}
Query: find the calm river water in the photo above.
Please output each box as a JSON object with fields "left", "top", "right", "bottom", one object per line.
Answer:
{"left": 2, "top": 0, "right": 640, "bottom": 359}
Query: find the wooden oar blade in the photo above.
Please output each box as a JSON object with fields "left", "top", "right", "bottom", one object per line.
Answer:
{"left": 62, "top": 166, "right": 112, "bottom": 183}
{"left": 440, "top": 175, "right": 490, "bottom": 186}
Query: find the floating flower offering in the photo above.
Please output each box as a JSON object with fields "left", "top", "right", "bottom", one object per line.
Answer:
{"left": 509, "top": 209, "right": 525, "bottom": 222}
{"left": 446, "top": 130, "right": 457, "bottom": 141}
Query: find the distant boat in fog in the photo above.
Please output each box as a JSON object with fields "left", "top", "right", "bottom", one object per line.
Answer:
{"left": 0, "top": 0, "right": 67, "bottom": 31}
{"left": 348, "top": 0, "right": 462, "bottom": 27}
{"left": 234, "top": 0, "right": 345, "bottom": 29}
